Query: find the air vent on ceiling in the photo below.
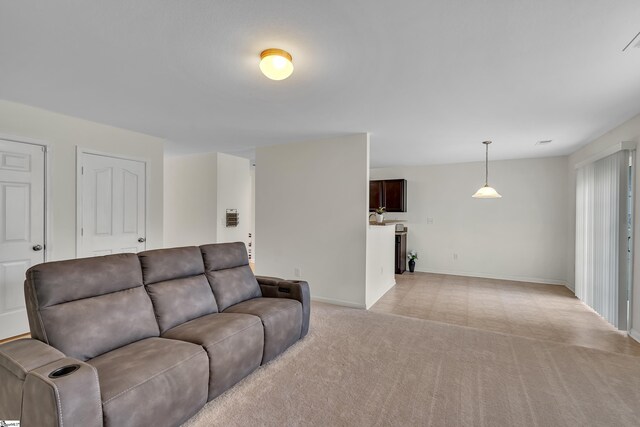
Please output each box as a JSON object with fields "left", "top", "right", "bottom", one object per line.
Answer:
{"left": 622, "top": 31, "right": 640, "bottom": 52}
{"left": 536, "top": 140, "right": 553, "bottom": 146}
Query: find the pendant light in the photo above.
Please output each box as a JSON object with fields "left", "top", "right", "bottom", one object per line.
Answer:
{"left": 472, "top": 141, "right": 502, "bottom": 198}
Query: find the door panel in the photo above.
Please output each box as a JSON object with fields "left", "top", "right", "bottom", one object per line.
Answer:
{"left": 2, "top": 260, "right": 31, "bottom": 310}
{"left": 4, "top": 183, "right": 30, "bottom": 241}
{"left": 94, "top": 168, "right": 113, "bottom": 235}
{"left": 369, "top": 180, "right": 383, "bottom": 212}
{"left": 0, "top": 139, "right": 45, "bottom": 339}
{"left": 122, "top": 170, "right": 139, "bottom": 233}
{"left": 80, "top": 153, "right": 146, "bottom": 257}
{"left": 383, "top": 179, "right": 407, "bottom": 212}
{"left": 0, "top": 150, "right": 31, "bottom": 171}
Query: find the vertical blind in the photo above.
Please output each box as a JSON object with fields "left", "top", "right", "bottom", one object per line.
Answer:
{"left": 575, "top": 150, "right": 630, "bottom": 330}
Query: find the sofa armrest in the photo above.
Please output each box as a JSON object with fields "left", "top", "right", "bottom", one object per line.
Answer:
{"left": 256, "top": 276, "right": 311, "bottom": 338}
{"left": 22, "top": 357, "right": 103, "bottom": 427}
{"left": 0, "top": 339, "right": 65, "bottom": 419}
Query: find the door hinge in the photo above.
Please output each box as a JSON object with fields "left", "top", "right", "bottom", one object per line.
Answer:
{"left": 81, "top": 166, "right": 84, "bottom": 175}
{"left": 41, "top": 146, "right": 47, "bottom": 153}
{"left": 81, "top": 227, "right": 84, "bottom": 236}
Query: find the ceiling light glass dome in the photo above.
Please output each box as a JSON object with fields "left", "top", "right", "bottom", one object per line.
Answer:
{"left": 259, "top": 49, "right": 294, "bottom": 80}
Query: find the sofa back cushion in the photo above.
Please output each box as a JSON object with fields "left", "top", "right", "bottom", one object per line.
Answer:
{"left": 24, "top": 254, "right": 159, "bottom": 361}
{"left": 200, "top": 242, "right": 261, "bottom": 311}
{"left": 138, "top": 246, "right": 218, "bottom": 333}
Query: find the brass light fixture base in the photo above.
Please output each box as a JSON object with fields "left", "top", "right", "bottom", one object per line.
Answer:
{"left": 260, "top": 48, "right": 292, "bottom": 62}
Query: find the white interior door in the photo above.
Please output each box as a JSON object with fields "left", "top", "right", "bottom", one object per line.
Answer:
{"left": 80, "top": 153, "right": 146, "bottom": 257}
{"left": 0, "top": 139, "right": 45, "bottom": 339}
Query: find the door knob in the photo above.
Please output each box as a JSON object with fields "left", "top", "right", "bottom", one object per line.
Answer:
{"left": 33, "top": 244, "right": 43, "bottom": 251}
{"left": 138, "top": 238, "right": 146, "bottom": 243}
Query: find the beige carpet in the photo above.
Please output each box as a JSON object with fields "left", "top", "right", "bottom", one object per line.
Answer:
{"left": 183, "top": 302, "right": 640, "bottom": 427}
{"left": 372, "top": 273, "right": 640, "bottom": 356}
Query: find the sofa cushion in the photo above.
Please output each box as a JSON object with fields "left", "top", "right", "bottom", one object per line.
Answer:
{"left": 38, "top": 288, "right": 160, "bottom": 361}
{"left": 88, "top": 337, "right": 208, "bottom": 427}
{"left": 26, "top": 253, "right": 143, "bottom": 307}
{"left": 201, "top": 243, "right": 261, "bottom": 311}
{"left": 163, "top": 313, "right": 264, "bottom": 400}
{"left": 200, "top": 242, "right": 251, "bottom": 270}
{"left": 224, "top": 298, "right": 302, "bottom": 364}
{"left": 145, "top": 275, "right": 218, "bottom": 333}
{"left": 138, "top": 246, "right": 205, "bottom": 284}
{"left": 25, "top": 254, "right": 159, "bottom": 361}
{"left": 139, "top": 247, "right": 218, "bottom": 333}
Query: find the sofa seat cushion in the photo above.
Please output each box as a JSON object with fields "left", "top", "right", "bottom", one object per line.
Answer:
{"left": 224, "top": 298, "right": 302, "bottom": 364}
{"left": 162, "top": 313, "right": 263, "bottom": 400}
{"left": 88, "top": 337, "right": 208, "bottom": 427}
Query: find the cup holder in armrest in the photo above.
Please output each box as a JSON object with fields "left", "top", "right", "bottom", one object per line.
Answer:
{"left": 48, "top": 364, "right": 80, "bottom": 379}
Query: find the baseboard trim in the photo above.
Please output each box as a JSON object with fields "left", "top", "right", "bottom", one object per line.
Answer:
{"left": 416, "top": 269, "right": 569, "bottom": 287}
{"left": 0, "top": 332, "right": 30, "bottom": 344}
{"left": 311, "top": 295, "right": 366, "bottom": 309}
{"left": 562, "top": 282, "right": 576, "bottom": 294}
{"left": 629, "top": 329, "right": 640, "bottom": 344}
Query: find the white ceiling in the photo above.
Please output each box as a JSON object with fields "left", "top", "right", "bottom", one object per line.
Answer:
{"left": 1, "top": 0, "right": 639, "bottom": 166}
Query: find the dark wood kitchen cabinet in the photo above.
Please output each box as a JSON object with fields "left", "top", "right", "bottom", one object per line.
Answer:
{"left": 369, "top": 180, "right": 383, "bottom": 211}
{"left": 395, "top": 232, "right": 407, "bottom": 274}
{"left": 369, "top": 179, "right": 407, "bottom": 212}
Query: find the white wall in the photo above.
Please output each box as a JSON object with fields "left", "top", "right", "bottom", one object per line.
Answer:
{"left": 164, "top": 151, "right": 251, "bottom": 248}
{"left": 164, "top": 152, "right": 218, "bottom": 247}
{"left": 216, "top": 153, "right": 251, "bottom": 245}
{"left": 567, "top": 113, "right": 640, "bottom": 341}
{"left": 366, "top": 225, "right": 396, "bottom": 308}
{"left": 0, "top": 100, "right": 164, "bottom": 261}
{"left": 371, "top": 156, "right": 569, "bottom": 285}
{"left": 256, "top": 134, "right": 370, "bottom": 308}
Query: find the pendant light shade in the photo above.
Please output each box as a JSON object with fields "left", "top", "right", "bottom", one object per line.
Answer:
{"left": 472, "top": 141, "right": 502, "bottom": 199}
{"left": 472, "top": 185, "right": 502, "bottom": 198}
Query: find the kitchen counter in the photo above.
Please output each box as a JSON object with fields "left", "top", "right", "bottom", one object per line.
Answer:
{"left": 368, "top": 220, "right": 404, "bottom": 226}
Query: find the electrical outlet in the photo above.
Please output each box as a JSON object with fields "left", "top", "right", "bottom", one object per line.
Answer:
{"left": 294, "top": 267, "right": 301, "bottom": 278}
{"left": 453, "top": 253, "right": 458, "bottom": 261}
{"left": 427, "top": 218, "right": 434, "bottom": 224}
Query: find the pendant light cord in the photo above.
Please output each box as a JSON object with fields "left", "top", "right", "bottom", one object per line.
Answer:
{"left": 485, "top": 142, "right": 489, "bottom": 186}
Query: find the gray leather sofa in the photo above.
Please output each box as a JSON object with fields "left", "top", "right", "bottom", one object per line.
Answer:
{"left": 0, "top": 242, "right": 310, "bottom": 427}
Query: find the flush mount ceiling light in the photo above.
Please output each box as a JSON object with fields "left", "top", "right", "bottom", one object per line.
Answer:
{"left": 259, "top": 48, "right": 293, "bottom": 80}
{"left": 472, "top": 141, "right": 502, "bottom": 199}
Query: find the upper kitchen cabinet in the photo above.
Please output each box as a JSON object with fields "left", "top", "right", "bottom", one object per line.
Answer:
{"left": 369, "top": 180, "right": 383, "bottom": 211}
{"left": 369, "top": 179, "right": 407, "bottom": 212}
